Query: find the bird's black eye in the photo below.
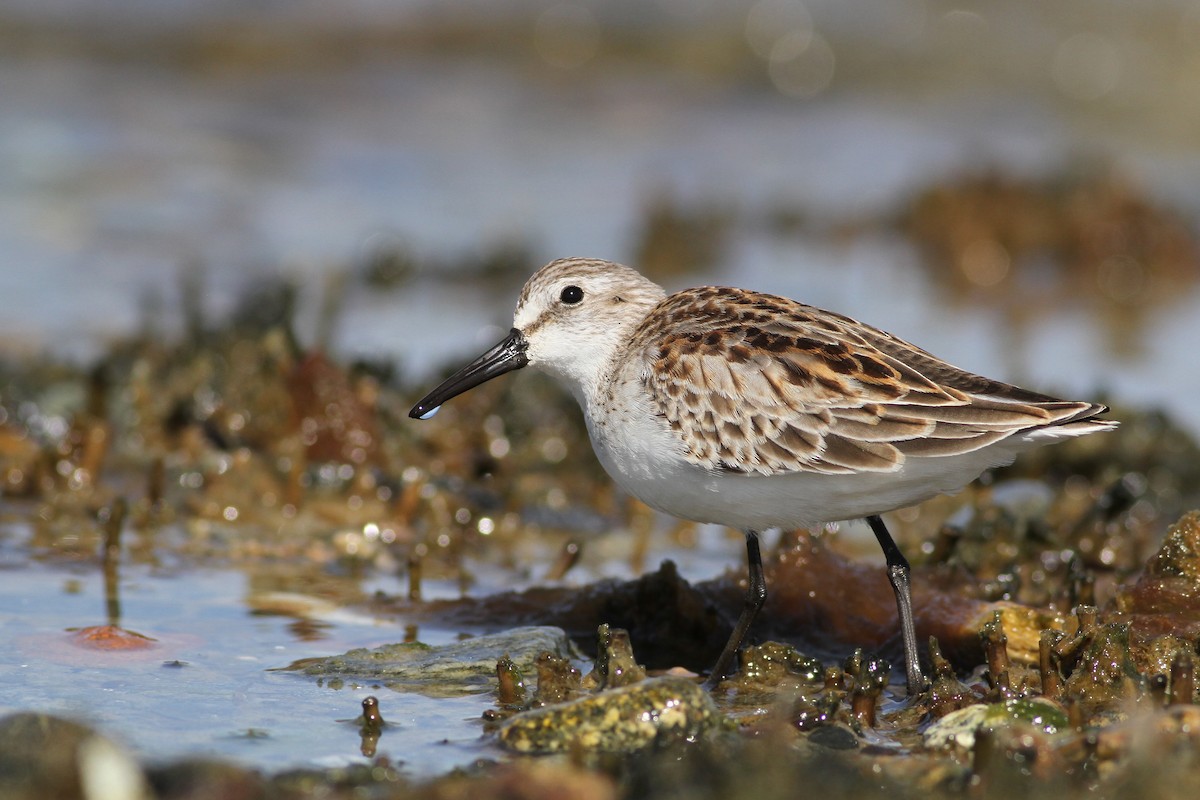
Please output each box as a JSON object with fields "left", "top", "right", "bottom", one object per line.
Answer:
{"left": 560, "top": 285, "right": 584, "bottom": 304}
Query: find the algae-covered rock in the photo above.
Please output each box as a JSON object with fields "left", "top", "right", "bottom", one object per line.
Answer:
{"left": 969, "top": 603, "right": 1069, "bottom": 666}
{"left": 1145, "top": 510, "right": 1200, "bottom": 581}
{"left": 923, "top": 697, "right": 1068, "bottom": 754}
{"left": 736, "top": 641, "right": 823, "bottom": 686}
{"left": 283, "top": 626, "right": 578, "bottom": 696}
{"left": 1062, "top": 623, "right": 1146, "bottom": 708}
{"left": 582, "top": 623, "right": 647, "bottom": 690}
{"left": 1126, "top": 511, "right": 1200, "bottom": 616}
{"left": 498, "top": 677, "right": 727, "bottom": 754}
{"left": 983, "top": 697, "right": 1070, "bottom": 735}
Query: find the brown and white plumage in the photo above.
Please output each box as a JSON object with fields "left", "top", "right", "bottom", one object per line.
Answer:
{"left": 480, "top": 256, "right": 1115, "bottom": 531}
{"left": 410, "top": 257, "right": 1116, "bottom": 692}
{"left": 624, "top": 284, "right": 1109, "bottom": 477}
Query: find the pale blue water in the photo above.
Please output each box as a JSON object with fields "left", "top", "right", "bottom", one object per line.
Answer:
{"left": 0, "top": 535, "right": 496, "bottom": 774}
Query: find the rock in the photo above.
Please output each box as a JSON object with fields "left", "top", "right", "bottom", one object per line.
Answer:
{"left": 283, "top": 626, "right": 579, "bottom": 696}
{"left": 498, "top": 677, "right": 726, "bottom": 754}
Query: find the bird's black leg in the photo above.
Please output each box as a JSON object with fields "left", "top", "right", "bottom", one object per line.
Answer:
{"left": 703, "top": 530, "right": 766, "bottom": 690}
{"left": 866, "top": 514, "right": 926, "bottom": 695}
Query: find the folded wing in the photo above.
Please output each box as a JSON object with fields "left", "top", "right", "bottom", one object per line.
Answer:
{"left": 631, "top": 287, "right": 1109, "bottom": 477}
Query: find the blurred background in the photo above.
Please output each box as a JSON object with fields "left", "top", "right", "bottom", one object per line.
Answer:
{"left": 3, "top": 0, "right": 1199, "bottom": 430}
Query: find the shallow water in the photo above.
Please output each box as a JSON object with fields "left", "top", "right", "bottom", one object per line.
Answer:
{"left": 0, "top": 524, "right": 499, "bottom": 774}
{"left": 0, "top": 511, "right": 752, "bottom": 774}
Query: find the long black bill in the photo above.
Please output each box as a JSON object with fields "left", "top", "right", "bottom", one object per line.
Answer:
{"left": 409, "top": 328, "right": 529, "bottom": 420}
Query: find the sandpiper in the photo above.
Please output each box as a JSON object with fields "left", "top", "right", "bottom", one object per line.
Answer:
{"left": 409, "top": 257, "right": 1116, "bottom": 694}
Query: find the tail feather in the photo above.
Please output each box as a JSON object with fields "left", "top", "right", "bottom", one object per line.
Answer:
{"left": 1019, "top": 403, "right": 1117, "bottom": 442}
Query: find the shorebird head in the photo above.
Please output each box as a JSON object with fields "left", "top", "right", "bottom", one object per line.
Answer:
{"left": 409, "top": 258, "right": 665, "bottom": 419}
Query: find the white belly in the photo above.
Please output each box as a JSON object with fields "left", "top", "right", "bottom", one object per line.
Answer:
{"left": 584, "top": 399, "right": 1024, "bottom": 532}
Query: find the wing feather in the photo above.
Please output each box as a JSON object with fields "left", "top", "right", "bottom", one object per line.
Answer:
{"left": 624, "top": 287, "right": 1109, "bottom": 477}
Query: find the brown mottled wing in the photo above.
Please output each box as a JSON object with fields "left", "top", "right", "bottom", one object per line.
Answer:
{"left": 631, "top": 287, "right": 1095, "bottom": 476}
